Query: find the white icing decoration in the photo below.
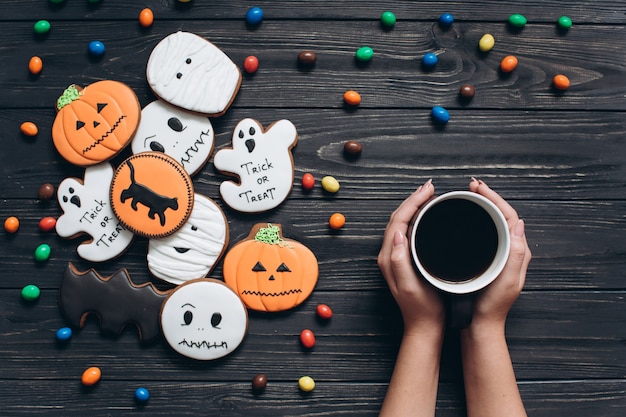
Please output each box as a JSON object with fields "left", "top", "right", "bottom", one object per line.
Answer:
{"left": 146, "top": 31, "right": 241, "bottom": 115}
{"left": 56, "top": 162, "right": 134, "bottom": 262}
{"left": 160, "top": 279, "right": 248, "bottom": 361}
{"left": 132, "top": 100, "right": 215, "bottom": 176}
{"left": 147, "top": 194, "right": 228, "bottom": 285}
{"left": 213, "top": 118, "right": 298, "bottom": 213}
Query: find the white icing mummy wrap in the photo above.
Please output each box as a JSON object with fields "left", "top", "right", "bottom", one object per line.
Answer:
{"left": 146, "top": 31, "right": 241, "bottom": 116}
{"left": 147, "top": 194, "right": 228, "bottom": 285}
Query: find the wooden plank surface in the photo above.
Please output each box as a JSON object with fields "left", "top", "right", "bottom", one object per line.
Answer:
{"left": 1, "top": 1, "right": 625, "bottom": 416}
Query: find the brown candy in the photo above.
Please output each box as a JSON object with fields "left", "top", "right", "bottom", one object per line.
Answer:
{"left": 38, "top": 183, "right": 55, "bottom": 200}
{"left": 252, "top": 373, "right": 267, "bottom": 390}
{"left": 297, "top": 51, "right": 317, "bottom": 66}
{"left": 343, "top": 140, "right": 363, "bottom": 156}
{"left": 459, "top": 84, "right": 476, "bottom": 99}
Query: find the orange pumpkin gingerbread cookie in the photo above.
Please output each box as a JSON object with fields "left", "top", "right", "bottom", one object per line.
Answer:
{"left": 52, "top": 80, "right": 141, "bottom": 166}
{"left": 223, "top": 223, "right": 318, "bottom": 312}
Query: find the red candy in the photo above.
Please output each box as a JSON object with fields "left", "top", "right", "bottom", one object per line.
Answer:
{"left": 39, "top": 217, "right": 57, "bottom": 232}
{"left": 299, "top": 329, "right": 316, "bottom": 348}
{"left": 243, "top": 55, "right": 259, "bottom": 74}
{"left": 316, "top": 304, "right": 333, "bottom": 319}
{"left": 301, "top": 173, "right": 315, "bottom": 190}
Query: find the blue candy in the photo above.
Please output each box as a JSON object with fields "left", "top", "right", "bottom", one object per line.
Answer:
{"left": 55, "top": 327, "right": 72, "bottom": 341}
{"left": 246, "top": 6, "right": 264, "bottom": 25}
{"left": 422, "top": 52, "right": 438, "bottom": 68}
{"left": 439, "top": 13, "right": 454, "bottom": 27}
{"left": 88, "top": 40, "right": 105, "bottom": 57}
{"left": 431, "top": 106, "right": 450, "bottom": 124}
{"left": 135, "top": 387, "right": 150, "bottom": 402}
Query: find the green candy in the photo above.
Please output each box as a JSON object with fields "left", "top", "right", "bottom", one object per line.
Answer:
{"left": 355, "top": 46, "right": 374, "bottom": 62}
{"left": 381, "top": 11, "right": 396, "bottom": 27}
{"left": 33, "top": 20, "right": 51, "bottom": 35}
{"left": 558, "top": 16, "right": 572, "bottom": 29}
{"left": 34, "top": 243, "right": 51, "bottom": 262}
{"left": 22, "top": 284, "right": 41, "bottom": 301}
{"left": 508, "top": 13, "right": 527, "bottom": 28}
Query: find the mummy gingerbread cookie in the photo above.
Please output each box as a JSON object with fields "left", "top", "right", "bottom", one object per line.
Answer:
{"left": 146, "top": 31, "right": 241, "bottom": 116}
{"left": 148, "top": 194, "right": 229, "bottom": 285}
{"left": 52, "top": 81, "right": 141, "bottom": 166}
{"left": 56, "top": 163, "right": 134, "bottom": 262}
{"left": 131, "top": 100, "right": 214, "bottom": 176}
{"left": 160, "top": 279, "right": 248, "bottom": 360}
{"left": 213, "top": 119, "right": 298, "bottom": 212}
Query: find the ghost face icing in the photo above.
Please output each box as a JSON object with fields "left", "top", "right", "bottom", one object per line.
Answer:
{"left": 56, "top": 162, "right": 134, "bottom": 262}
{"left": 160, "top": 279, "right": 248, "bottom": 360}
{"left": 146, "top": 31, "right": 242, "bottom": 116}
{"left": 132, "top": 100, "right": 215, "bottom": 176}
{"left": 213, "top": 118, "right": 298, "bottom": 213}
{"left": 147, "top": 194, "right": 229, "bottom": 285}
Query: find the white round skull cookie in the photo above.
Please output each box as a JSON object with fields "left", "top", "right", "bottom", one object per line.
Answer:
{"left": 132, "top": 100, "right": 215, "bottom": 176}
{"left": 146, "top": 31, "right": 242, "bottom": 116}
{"left": 147, "top": 194, "right": 229, "bottom": 285}
{"left": 160, "top": 279, "right": 248, "bottom": 361}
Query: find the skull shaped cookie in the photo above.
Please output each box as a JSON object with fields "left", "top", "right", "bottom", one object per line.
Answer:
{"left": 213, "top": 119, "right": 298, "bottom": 213}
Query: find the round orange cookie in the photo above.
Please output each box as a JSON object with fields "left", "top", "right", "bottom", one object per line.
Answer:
{"left": 52, "top": 81, "right": 141, "bottom": 166}
{"left": 110, "top": 152, "right": 193, "bottom": 238}
{"left": 223, "top": 223, "right": 318, "bottom": 312}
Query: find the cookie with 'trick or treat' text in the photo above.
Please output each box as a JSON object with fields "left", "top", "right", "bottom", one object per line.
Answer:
{"left": 213, "top": 119, "right": 298, "bottom": 212}
{"left": 52, "top": 81, "right": 141, "bottom": 166}
{"left": 160, "top": 279, "right": 248, "bottom": 360}
{"left": 56, "top": 162, "right": 134, "bottom": 262}
{"left": 147, "top": 193, "right": 229, "bottom": 286}
{"left": 146, "top": 31, "right": 241, "bottom": 116}
{"left": 110, "top": 152, "right": 193, "bottom": 238}
{"left": 131, "top": 100, "right": 215, "bottom": 176}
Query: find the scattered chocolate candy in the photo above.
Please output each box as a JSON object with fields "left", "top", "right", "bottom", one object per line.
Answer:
{"left": 301, "top": 173, "right": 315, "bottom": 190}
{"left": 252, "top": 374, "right": 267, "bottom": 390}
{"left": 380, "top": 11, "right": 396, "bottom": 27}
{"left": 21, "top": 284, "right": 41, "bottom": 301}
{"left": 20, "top": 121, "right": 38, "bottom": 137}
{"left": 478, "top": 34, "right": 495, "bottom": 52}
{"left": 553, "top": 74, "right": 571, "bottom": 91}
{"left": 33, "top": 20, "right": 51, "bottom": 35}
{"left": 329, "top": 213, "right": 346, "bottom": 230}
{"left": 316, "top": 304, "right": 333, "bottom": 319}
{"left": 246, "top": 6, "right": 264, "bottom": 25}
{"left": 500, "top": 55, "right": 518, "bottom": 73}
{"left": 459, "top": 84, "right": 476, "bottom": 99}
{"left": 88, "top": 40, "right": 105, "bottom": 57}
{"left": 558, "top": 16, "right": 572, "bottom": 30}
{"left": 4, "top": 216, "right": 19, "bottom": 233}
{"left": 431, "top": 106, "right": 450, "bottom": 124}
{"left": 343, "top": 140, "right": 362, "bottom": 156}
{"left": 81, "top": 367, "right": 102, "bottom": 386}
{"left": 439, "top": 13, "right": 454, "bottom": 28}
{"left": 38, "top": 217, "right": 57, "bottom": 232}
{"left": 38, "top": 183, "right": 55, "bottom": 200}
{"left": 321, "top": 176, "right": 340, "bottom": 193}
{"left": 355, "top": 46, "right": 374, "bottom": 62}
{"left": 243, "top": 55, "right": 259, "bottom": 74}
{"left": 134, "top": 387, "right": 150, "bottom": 402}
{"left": 297, "top": 50, "right": 317, "bottom": 66}
{"left": 55, "top": 327, "right": 73, "bottom": 341}
{"left": 298, "top": 376, "right": 315, "bottom": 392}
{"left": 28, "top": 56, "right": 43, "bottom": 75}
{"left": 343, "top": 90, "right": 361, "bottom": 106}
{"left": 300, "top": 329, "right": 316, "bottom": 348}
{"left": 422, "top": 52, "right": 438, "bottom": 68}
{"left": 508, "top": 13, "right": 527, "bottom": 28}
{"left": 139, "top": 8, "right": 154, "bottom": 27}
{"left": 35, "top": 243, "right": 51, "bottom": 262}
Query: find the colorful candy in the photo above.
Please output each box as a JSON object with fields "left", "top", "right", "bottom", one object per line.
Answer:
{"left": 431, "top": 106, "right": 450, "bottom": 124}
{"left": 316, "top": 304, "right": 333, "bottom": 319}
{"left": 139, "top": 8, "right": 154, "bottom": 27}
{"left": 298, "top": 376, "right": 315, "bottom": 392}
{"left": 252, "top": 373, "right": 267, "bottom": 390}
{"left": 355, "top": 46, "right": 374, "bottom": 62}
{"left": 380, "top": 11, "right": 396, "bottom": 27}
{"left": 243, "top": 55, "right": 259, "bottom": 74}
{"left": 38, "top": 183, "right": 55, "bottom": 200}
{"left": 300, "top": 329, "right": 316, "bottom": 348}
{"left": 297, "top": 51, "right": 317, "bottom": 66}
{"left": 321, "top": 176, "right": 340, "bottom": 193}
{"left": 38, "top": 217, "right": 57, "bottom": 232}
{"left": 343, "top": 90, "right": 361, "bottom": 106}
{"left": 22, "top": 284, "right": 41, "bottom": 301}
{"left": 422, "top": 52, "right": 438, "bottom": 68}
{"left": 28, "top": 56, "right": 43, "bottom": 75}
{"left": 329, "top": 213, "right": 346, "bottom": 230}
{"left": 33, "top": 20, "right": 51, "bottom": 35}
{"left": 500, "top": 55, "right": 518, "bottom": 73}
{"left": 343, "top": 140, "right": 362, "bottom": 156}
{"left": 553, "top": 74, "right": 571, "bottom": 91}
{"left": 459, "top": 84, "right": 476, "bottom": 99}
{"left": 508, "top": 14, "right": 527, "bottom": 28}
{"left": 134, "top": 387, "right": 150, "bottom": 402}
{"left": 20, "top": 121, "right": 38, "bottom": 137}
{"left": 478, "top": 34, "right": 495, "bottom": 52}
{"left": 301, "top": 173, "right": 315, "bottom": 190}
{"left": 55, "top": 327, "right": 73, "bottom": 341}
{"left": 558, "top": 16, "right": 572, "bottom": 30}
{"left": 4, "top": 216, "right": 19, "bottom": 233}
{"left": 81, "top": 367, "right": 102, "bottom": 386}
{"left": 246, "top": 6, "right": 264, "bottom": 25}
{"left": 439, "top": 13, "right": 454, "bottom": 28}
{"left": 35, "top": 243, "right": 51, "bottom": 262}
{"left": 88, "top": 40, "right": 105, "bottom": 57}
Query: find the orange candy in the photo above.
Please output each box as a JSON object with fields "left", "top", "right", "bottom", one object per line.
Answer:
{"left": 4, "top": 216, "right": 20, "bottom": 233}
{"left": 500, "top": 55, "right": 518, "bottom": 73}
{"left": 553, "top": 74, "right": 570, "bottom": 91}
{"left": 343, "top": 90, "right": 361, "bottom": 106}
{"left": 329, "top": 213, "right": 346, "bottom": 230}
{"left": 139, "top": 8, "right": 154, "bottom": 27}
{"left": 81, "top": 367, "right": 102, "bottom": 386}
{"left": 29, "top": 56, "right": 43, "bottom": 74}
{"left": 20, "top": 121, "right": 39, "bottom": 137}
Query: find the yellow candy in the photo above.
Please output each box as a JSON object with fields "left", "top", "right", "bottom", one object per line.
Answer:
{"left": 478, "top": 34, "right": 495, "bottom": 52}
{"left": 321, "top": 176, "right": 340, "bottom": 193}
{"left": 298, "top": 376, "right": 315, "bottom": 392}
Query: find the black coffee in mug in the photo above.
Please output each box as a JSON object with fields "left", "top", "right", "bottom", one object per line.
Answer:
{"left": 414, "top": 198, "right": 498, "bottom": 282}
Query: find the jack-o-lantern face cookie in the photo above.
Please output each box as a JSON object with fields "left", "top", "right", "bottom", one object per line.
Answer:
{"left": 223, "top": 223, "right": 318, "bottom": 312}
{"left": 213, "top": 119, "right": 298, "bottom": 213}
{"left": 110, "top": 152, "right": 193, "bottom": 238}
{"left": 131, "top": 100, "right": 215, "bottom": 176}
{"left": 146, "top": 31, "right": 242, "bottom": 116}
{"left": 160, "top": 279, "right": 248, "bottom": 360}
{"left": 52, "top": 81, "right": 141, "bottom": 166}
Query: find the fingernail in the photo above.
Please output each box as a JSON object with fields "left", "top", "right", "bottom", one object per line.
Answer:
{"left": 513, "top": 219, "right": 525, "bottom": 237}
{"left": 471, "top": 176, "right": 478, "bottom": 183}
{"left": 393, "top": 231, "right": 406, "bottom": 247}
{"left": 424, "top": 178, "right": 433, "bottom": 188}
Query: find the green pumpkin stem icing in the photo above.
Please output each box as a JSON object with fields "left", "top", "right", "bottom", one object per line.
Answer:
{"left": 56, "top": 85, "right": 82, "bottom": 111}
{"left": 254, "top": 224, "right": 291, "bottom": 248}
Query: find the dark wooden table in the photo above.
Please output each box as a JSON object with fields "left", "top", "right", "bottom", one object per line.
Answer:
{"left": 1, "top": 1, "right": 625, "bottom": 415}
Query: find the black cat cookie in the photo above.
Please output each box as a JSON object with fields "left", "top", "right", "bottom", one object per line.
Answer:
{"left": 110, "top": 152, "right": 193, "bottom": 238}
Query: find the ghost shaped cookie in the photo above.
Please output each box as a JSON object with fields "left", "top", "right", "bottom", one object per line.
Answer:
{"left": 56, "top": 163, "right": 134, "bottom": 262}
{"left": 213, "top": 119, "right": 298, "bottom": 213}
{"left": 146, "top": 31, "right": 241, "bottom": 116}
{"left": 147, "top": 194, "right": 229, "bottom": 285}
{"left": 131, "top": 100, "right": 215, "bottom": 176}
